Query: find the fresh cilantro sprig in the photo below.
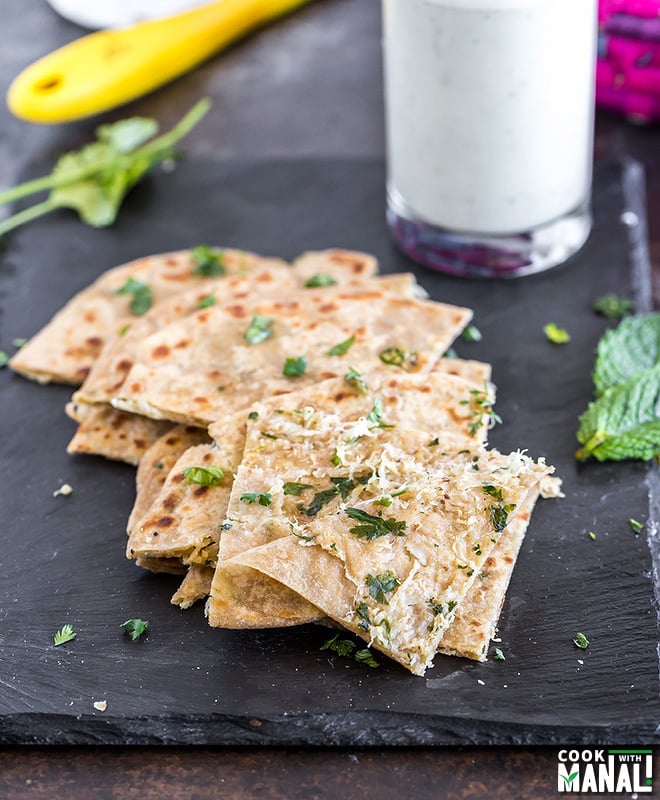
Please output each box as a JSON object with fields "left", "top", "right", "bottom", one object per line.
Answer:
{"left": 121, "top": 618, "right": 149, "bottom": 641}
{"left": 320, "top": 634, "right": 379, "bottom": 668}
{"left": 366, "top": 571, "right": 400, "bottom": 603}
{"left": 0, "top": 99, "right": 210, "bottom": 237}
{"left": 283, "top": 356, "right": 307, "bottom": 377}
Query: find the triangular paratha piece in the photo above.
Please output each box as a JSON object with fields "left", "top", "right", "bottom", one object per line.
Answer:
{"left": 111, "top": 291, "right": 472, "bottom": 425}
{"left": 10, "top": 248, "right": 286, "bottom": 385}
{"left": 217, "top": 408, "right": 552, "bottom": 674}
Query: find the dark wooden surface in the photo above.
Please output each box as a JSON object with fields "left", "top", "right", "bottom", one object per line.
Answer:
{"left": 0, "top": 0, "right": 658, "bottom": 796}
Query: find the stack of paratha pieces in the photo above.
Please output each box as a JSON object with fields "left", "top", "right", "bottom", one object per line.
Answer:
{"left": 11, "top": 246, "right": 559, "bottom": 676}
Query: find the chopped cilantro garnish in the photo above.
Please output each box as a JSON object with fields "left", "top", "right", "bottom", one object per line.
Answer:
{"left": 345, "top": 507, "right": 406, "bottom": 540}
{"left": 629, "top": 518, "right": 645, "bottom": 534}
{"left": 260, "top": 431, "right": 277, "bottom": 439}
{"left": 283, "top": 482, "right": 314, "bottom": 496}
{"left": 354, "top": 649, "right": 379, "bottom": 668}
{"left": 305, "top": 273, "right": 337, "bottom": 288}
{"left": 344, "top": 366, "right": 368, "bottom": 395}
{"left": 320, "top": 633, "right": 355, "bottom": 657}
{"left": 573, "top": 632, "right": 589, "bottom": 650}
{"left": 331, "top": 449, "right": 343, "bottom": 467}
{"left": 197, "top": 292, "right": 216, "bottom": 309}
{"left": 593, "top": 293, "right": 634, "bottom": 320}
{"left": 283, "top": 356, "right": 307, "bottom": 377}
{"left": 53, "top": 624, "right": 76, "bottom": 647}
{"left": 327, "top": 333, "right": 355, "bottom": 356}
{"left": 183, "top": 465, "right": 224, "bottom": 486}
{"left": 121, "top": 618, "right": 149, "bottom": 641}
{"left": 428, "top": 599, "right": 458, "bottom": 616}
{"left": 248, "top": 411, "right": 259, "bottom": 420}
{"left": 367, "top": 397, "right": 394, "bottom": 428}
{"left": 462, "top": 324, "right": 482, "bottom": 342}
{"left": 115, "top": 277, "right": 152, "bottom": 316}
{"left": 489, "top": 503, "right": 516, "bottom": 532}
{"left": 588, "top": 531, "right": 596, "bottom": 541}
{"left": 373, "top": 496, "right": 392, "bottom": 507}
{"left": 493, "top": 647, "right": 505, "bottom": 661}
{"left": 461, "top": 387, "right": 501, "bottom": 436}
{"left": 304, "top": 473, "right": 371, "bottom": 515}
{"left": 0, "top": 350, "right": 8, "bottom": 368}
{"left": 428, "top": 437, "right": 439, "bottom": 447}
{"left": 366, "top": 571, "right": 400, "bottom": 603}
{"left": 221, "top": 522, "right": 232, "bottom": 531}
{"left": 544, "top": 322, "right": 571, "bottom": 344}
{"left": 240, "top": 492, "right": 272, "bottom": 506}
{"left": 482, "top": 484, "right": 504, "bottom": 501}
{"left": 443, "top": 346, "right": 458, "bottom": 359}
{"left": 291, "top": 529, "right": 315, "bottom": 543}
{"left": 12, "top": 338, "right": 26, "bottom": 348}
{"left": 118, "top": 324, "right": 130, "bottom": 336}
{"left": 244, "top": 315, "right": 274, "bottom": 345}
{"left": 191, "top": 244, "right": 225, "bottom": 276}
{"left": 356, "top": 602, "right": 371, "bottom": 631}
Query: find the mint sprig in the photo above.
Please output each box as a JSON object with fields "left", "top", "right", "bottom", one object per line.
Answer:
{"left": 593, "top": 313, "right": 660, "bottom": 396}
{"left": 576, "top": 364, "right": 660, "bottom": 461}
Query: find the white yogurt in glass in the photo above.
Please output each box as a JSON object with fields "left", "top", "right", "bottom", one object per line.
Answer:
{"left": 382, "top": 0, "right": 597, "bottom": 275}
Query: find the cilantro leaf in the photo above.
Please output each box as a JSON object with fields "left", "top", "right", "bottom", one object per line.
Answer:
{"left": 0, "top": 350, "right": 8, "bottom": 368}
{"left": 573, "top": 632, "right": 589, "bottom": 650}
{"left": 0, "top": 100, "right": 210, "bottom": 237}
{"left": 345, "top": 507, "right": 406, "bottom": 540}
{"left": 593, "top": 314, "right": 660, "bottom": 395}
{"left": 244, "top": 315, "right": 275, "bottom": 345}
{"left": 544, "top": 322, "right": 570, "bottom": 344}
{"left": 197, "top": 293, "right": 216, "bottom": 308}
{"left": 121, "top": 618, "right": 149, "bottom": 641}
{"left": 327, "top": 334, "right": 355, "bottom": 356}
{"left": 482, "top": 484, "right": 503, "bottom": 501}
{"left": 593, "top": 293, "right": 634, "bottom": 320}
{"left": 191, "top": 244, "right": 225, "bottom": 277}
{"left": 115, "top": 277, "right": 153, "bottom": 316}
{"left": 283, "top": 482, "right": 314, "bottom": 496}
{"left": 428, "top": 599, "right": 457, "bottom": 616}
{"left": 305, "top": 273, "right": 337, "bottom": 288}
{"left": 183, "top": 465, "right": 224, "bottom": 486}
{"left": 355, "top": 602, "right": 371, "bottom": 630}
{"left": 344, "top": 366, "right": 368, "bottom": 395}
{"left": 53, "top": 624, "right": 76, "bottom": 647}
{"left": 283, "top": 356, "right": 307, "bottom": 377}
{"left": 354, "top": 649, "right": 379, "bottom": 668}
{"left": 492, "top": 647, "right": 506, "bottom": 661}
{"left": 320, "top": 633, "right": 355, "bottom": 657}
{"left": 576, "top": 364, "right": 660, "bottom": 461}
{"left": 366, "top": 571, "right": 400, "bottom": 603}
{"left": 240, "top": 492, "right": 272, "bottom": 506}
{"left": 367, "top": 397, "right": 394, "bottom": 428}
{"left": 489, "top": 503, "right": 516, "bottom": 532}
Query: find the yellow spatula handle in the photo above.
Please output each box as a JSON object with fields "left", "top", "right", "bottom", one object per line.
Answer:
{"left": 8, "top": 0, "right": 312, "bottom": 124}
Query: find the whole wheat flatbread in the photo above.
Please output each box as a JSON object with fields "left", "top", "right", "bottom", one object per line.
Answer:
{"left": 207, "top": 370, "right": 495, "bottom": 629}
{"left": 128, "top": 363, "right": 490, "bottom": 583}
{"left": 218, "top": 407, "right": 551, "bottom": 674}
{"left": 65, "top": 403, "right": 175, "bottom": 466}
{"left": 10, "top": 248, "right": 287, "bottom": 385}
{"left": 127, "top": 425, "right": 212, "bottom": 534}
{"left": 111, "top": 291, "right": 472, "bottom": 426}
{"left": 65, "top": 251, "right": 412, "bottom": 463}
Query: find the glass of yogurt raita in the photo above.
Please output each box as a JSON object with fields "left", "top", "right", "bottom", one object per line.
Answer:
{"left": 382, "top": 0, "right": 598, "bottom": 278}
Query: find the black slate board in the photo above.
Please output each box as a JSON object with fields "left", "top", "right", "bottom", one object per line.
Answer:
{"left": 0, "top": 158, "right": 658, "bottom": 746}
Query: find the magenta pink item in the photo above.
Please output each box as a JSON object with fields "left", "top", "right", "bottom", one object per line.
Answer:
{"left": 597, "top": 0, "right": 660, "bottom": 122}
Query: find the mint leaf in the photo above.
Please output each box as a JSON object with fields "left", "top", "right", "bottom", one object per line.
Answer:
{"left": 576, "top": 364, "right": 660, "bottom": 461}
{"left": 593, "top": 313, "right": 660, "bottom": 395}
